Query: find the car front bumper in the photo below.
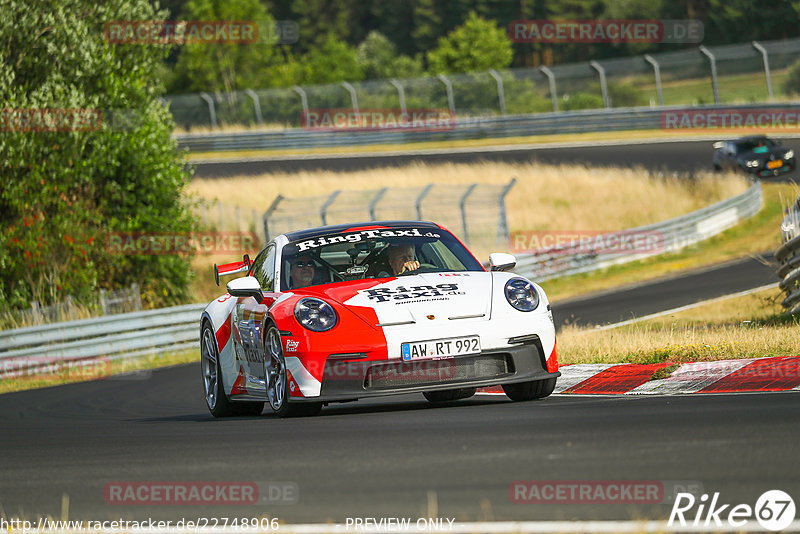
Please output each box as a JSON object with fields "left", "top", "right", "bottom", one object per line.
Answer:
{"left": 293, "top": 337, "right": 559, "bottom": 403}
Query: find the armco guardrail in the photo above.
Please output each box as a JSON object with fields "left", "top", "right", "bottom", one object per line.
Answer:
{"left": 776, "top": 233, "right": 800, "bottom": 314}
{"left": 0, "top": 303, "right": 205, "bottom": 379}
{"left": 515, "top": 182, "right": 763, "bottom": 281}
{"left": 175, "top": 104, "right": 800, "bottom": 153}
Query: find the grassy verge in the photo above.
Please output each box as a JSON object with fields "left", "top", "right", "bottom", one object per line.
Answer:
{"left": 558, "top": 285, "right": 798, "bottom": 366}
{"left": 543, "top": 182, "right": 798, "bottom": 302}
{"left": 0, "top": 349, "right": 199, "bottom": 395}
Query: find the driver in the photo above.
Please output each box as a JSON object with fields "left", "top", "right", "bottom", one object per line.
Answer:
{"left": 386, "top": 243, "right": 420, "bottom": 275}
{"left": 289, "top": 253, "right": 316, "bottom": 288}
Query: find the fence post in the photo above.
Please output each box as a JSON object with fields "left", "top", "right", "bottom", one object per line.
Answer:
{"left": 235, "top": 205, "right": 241, "bottom": 231}
{"left": 341, "top": 82, "right": 359, "bottom": 115}
{"left": 437, "top": 74, "right": 456, "bottom": 115}
{"left": 539, "top": 66, "right": 558, "bottom": 112}
{"left": 99, "top": 290, "right": 108, "bottom": 315}
{"left": 752, "top": 41, "right": 773, "bottom": 101}
{"left": 369, "top": 188, "right": 388, "bottom": 221}
{"left": 218, "top": 201, "right": 224, "bottom": 230}
{"left": 488, "top": 69, "right": 506, "bottom": 115}
{"left": 589, "top": 61, "right": 610, "bottom": 108}
{"left": 131, "top": 283, "right": 142, "bottom": 312}
{"left": 459, "top": 184, "right": 478, "bottom": 244}
{"left": 244, "top": 89, "right": 264, "bottom": 125}
{"left": 263, "top": 195, "right": 284, "bottom": 243}
{"left": 30, "top": 301, "right": 42, "bottom": 325}
{"left": 199, "top": 92, "right": 218, "bottom": 129}
{"left": 416, "top": 184, "right": 434, "bottom": 220}
{"left": 643, "top": 54, "right": 664, "bottom": 106}
{"left": 292, "top": 85, "right": 309, "bottom": 122}
{"left": 497, "top": 177, "right": 517, "bottom": 244}
{"left": 698, "top": 46, "right": 721, "bottom": 105}
{"left": 390, "top": 79, "right": 407, "bottom": 115}
{"left": 252, "top": 209, "right": 259, "bottom": 235}
{"left": 200, "top": 203, "right": 207, "bottom": 226}
{"left": 320, "top": 190, "right": 341, "bottom": 226}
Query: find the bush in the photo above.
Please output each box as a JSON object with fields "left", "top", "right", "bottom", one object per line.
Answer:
{"left": 782, "top": 59, "right": 800, "bottom": 96}
{"left": 0, "top": 0, "right": 196, "bottom": 310}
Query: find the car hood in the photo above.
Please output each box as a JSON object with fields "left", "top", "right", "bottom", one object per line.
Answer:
{"left": 311, "top": 271, "right": 494, "bottom": 327}
{"left": 739, "top": 147, "right": 788, "bottom": 161}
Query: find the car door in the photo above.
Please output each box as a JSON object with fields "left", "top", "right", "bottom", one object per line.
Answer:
{"left": 232, "top": 243, "right": 280, "bottom": 390}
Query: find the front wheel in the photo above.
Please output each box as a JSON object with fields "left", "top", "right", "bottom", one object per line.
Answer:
{"left": 264, "top": 325, "right": 322, "bottom": 418}
{"left": 502, "top": 377, "right": 556, "bottom": 401}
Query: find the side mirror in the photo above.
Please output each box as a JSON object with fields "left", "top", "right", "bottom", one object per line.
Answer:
{"left": 489, "top": 252, "right": 516, "bottom": 272}
{"left": 712, "top": 141, "right": 724, "bottom": 150}
{"left": 226, "top": 276, "right": 263, "bottom": 303}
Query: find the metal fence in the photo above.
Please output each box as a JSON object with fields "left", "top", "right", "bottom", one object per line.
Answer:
{"left": 262, "top": 178, "right": 516, "bottom": 250}
{"left": 168, "top": 37, "right": 800, "bottom": 132}
{"left": 0, "top": 303, "right": 204, "bottom": 380}
{"left": 776, "top": 228, "right": 800, "bottom": 314}
{"left": 176, "top": 102, "right": 800, "bottom": 152}
{"left": 2, "top": 283, "right": 143, "bottom": 328}
{"left": 515, "top": 182, "right": 763, "bottom": 281}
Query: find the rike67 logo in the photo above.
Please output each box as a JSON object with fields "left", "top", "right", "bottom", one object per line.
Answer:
{"left": 669, "top": 490, "right": 795, "bottom": 531}
{"left": 363, "top": 284, "right": 463, "bottom": 303}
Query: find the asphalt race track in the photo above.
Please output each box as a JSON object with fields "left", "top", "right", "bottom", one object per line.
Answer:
{"left": 2, "top": 139, "right": 798, "bottom": 526}
{"left": 191, "top": 137, "right": 800, "bottom": 177}
{"left": 2, "top": 367, "right": 799, "bottom": 524}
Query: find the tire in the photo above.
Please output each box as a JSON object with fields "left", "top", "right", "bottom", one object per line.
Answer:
{"left": 201, "top": 322, "right": 264, "bottom": 417}
{"left": 264, "top": 324, "right": 322, "bottom": 418}
{"left": 423, "top": 387, "right": 476, "bottom": 403}
{"left": 502, "top": 377, "right": 557, "bottom": 401}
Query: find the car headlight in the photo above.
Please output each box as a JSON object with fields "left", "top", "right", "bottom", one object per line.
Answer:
{"left": 785, "top": 150, "right": 794, "bottom": 160}
{"left": 504, "top": 278, "right": 540, "bottom": 312}
{"left": 745, "top": 159, "right": 759, "bottom": 168}
{"left": 294, "top": 297, "right": 337, "bottom": 332}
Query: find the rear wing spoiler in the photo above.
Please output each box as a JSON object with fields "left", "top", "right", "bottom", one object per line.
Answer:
{"left": 214, "top": 254, "right": 252, "bottom": 286}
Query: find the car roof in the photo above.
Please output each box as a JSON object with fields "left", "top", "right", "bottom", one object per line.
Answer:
{"left": 734, "top": 135, "right": 770, "bottom": 143}
{"left": 283, "top": 220, "right": 442, "bottom": 242}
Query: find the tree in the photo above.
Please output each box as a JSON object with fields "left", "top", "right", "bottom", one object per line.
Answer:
{"left": 427, "top": 11, "right": 513, "bottom": 74}
{"left": 169, "top": 0, "right": 277, "bottom": 93}
{"left": 356, "top": 31, "right": 425, "bottom": 80}
{"left": 0, "top": 0, "right": 195, "bottom": 310}
{"left": 302, "top": 33, "right": 363, "bottom": 84}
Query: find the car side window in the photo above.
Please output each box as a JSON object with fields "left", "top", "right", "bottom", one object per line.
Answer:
{"left": 251, "top": 244, "right": 276, "bottom": 291}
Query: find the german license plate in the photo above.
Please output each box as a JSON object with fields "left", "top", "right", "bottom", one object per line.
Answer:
{"left": 768, "top": 160, "right": 783, "bottom": 169}
{"left": 401, "top": 336, "right": 480, "bottom": 361}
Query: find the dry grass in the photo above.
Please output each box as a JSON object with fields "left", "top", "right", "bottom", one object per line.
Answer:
{"left": 189, "top": 161, "right": 747, "bottom": 235}
{"left": 557, "top": 286, "right": 800, "bottom": 365}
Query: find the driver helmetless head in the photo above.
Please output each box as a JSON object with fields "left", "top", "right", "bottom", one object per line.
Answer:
{"left": 290, "top": 253, "right": 316, "bottom": 288}
{"left": 386, "top": 244, "right": 419, "bottom": 275}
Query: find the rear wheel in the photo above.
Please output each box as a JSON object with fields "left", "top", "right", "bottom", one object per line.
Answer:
{"left": 201, "top": 322, "right": 263, "bottom": 417}
{"left": 264, "top": 325, "right": 322, "bottom": 417}
{"left": 423, "top": 387, "right": 476, "bottom": 403}
{"left": 502, "top": 377, "right": 556, "bottom": 401}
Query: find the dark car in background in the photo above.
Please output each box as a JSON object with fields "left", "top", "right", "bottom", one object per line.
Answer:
{"left": 713, "top": 135, "right": 795, "bottom": 178}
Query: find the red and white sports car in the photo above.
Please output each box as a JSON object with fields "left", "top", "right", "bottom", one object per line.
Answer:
{"left": 200, "top": 221, "right": 559, "bottom": 417}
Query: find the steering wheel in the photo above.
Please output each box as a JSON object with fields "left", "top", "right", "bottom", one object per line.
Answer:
{"left": 397, "top": 262, "right": 439, "bottom": 275}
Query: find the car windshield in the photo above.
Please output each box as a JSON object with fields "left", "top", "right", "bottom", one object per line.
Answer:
{"left": 736, "top": 138, "right": 775, "bottom": 153}
{"left": 280, "top": 226, "right": 483, "bottom": 290}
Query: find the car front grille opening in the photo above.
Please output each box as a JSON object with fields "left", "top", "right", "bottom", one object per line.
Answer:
{"left": 364, "top": 353, "right": 512, "bottom": 390}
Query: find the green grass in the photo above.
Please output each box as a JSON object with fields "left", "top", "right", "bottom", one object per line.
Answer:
{"left": 543, "top": 182, "right": 797, "bottom": 303}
